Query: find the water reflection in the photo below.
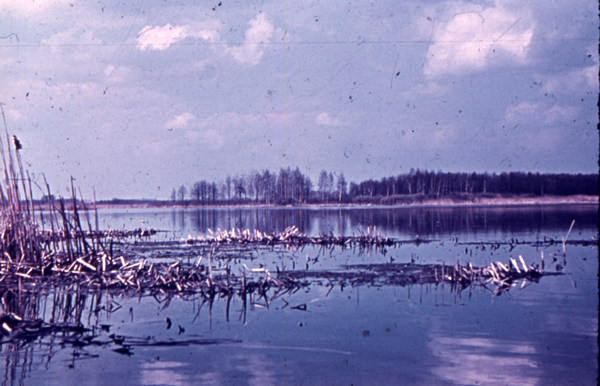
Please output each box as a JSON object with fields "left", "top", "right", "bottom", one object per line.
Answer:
{"left": 166, "top": 205, "right": 598, "bottom": 240}
{"left": 15, "top": 206, "right": 600, "bottom": 384}
{"left": 0, "top": 249, "right": 568, "bottom": 384}
{"left": 140, "top": 362, "right": 187, "bottom": 386}
{"left": 430, "top": 335, "right": 539, "bottom": 386}
{"left": 139, "top": 353, "right": 279, "bottom": 386}
{"left": 187, "top": 208, "right": 312, "bottom": 236}
{"left": 47, "top": 205, "right": 597, "bottom": 244}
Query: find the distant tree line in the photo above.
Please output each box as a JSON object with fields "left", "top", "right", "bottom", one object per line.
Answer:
{"left": 349, "top": 169, "right": 599, "bottom": 198}
{"left": 171, "top": 167, "right": 317, "bottom": 205}
{"left": 169, "top": 168, "right": 598, "bottom": 205}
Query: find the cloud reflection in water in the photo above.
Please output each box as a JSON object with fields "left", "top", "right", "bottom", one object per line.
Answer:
{"left": 429, "top": 335, "right": 539, "bottom": 386}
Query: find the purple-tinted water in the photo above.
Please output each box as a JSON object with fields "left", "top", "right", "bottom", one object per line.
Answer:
{"left": 7, "top": 205, "right": 599, "bottom": 385}
{"left": 84, "top": 204, "right": 597, "bottom": 241}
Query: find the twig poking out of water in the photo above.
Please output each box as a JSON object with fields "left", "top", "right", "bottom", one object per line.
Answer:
{"left": 562, "top": 219, "right": 575, "bottom": 254}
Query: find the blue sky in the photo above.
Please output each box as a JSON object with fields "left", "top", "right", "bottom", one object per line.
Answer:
{"left": 1, "top": 0, "right": 598, "bottom": 199}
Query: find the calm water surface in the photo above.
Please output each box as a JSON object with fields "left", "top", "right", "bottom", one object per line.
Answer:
{"left": 6, "top": 205, "right": 599, "bottom": 385}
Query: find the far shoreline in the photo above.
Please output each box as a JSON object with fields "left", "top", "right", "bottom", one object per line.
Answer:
{"left": 63, "top": 194, "right": 599, "bottom": 211}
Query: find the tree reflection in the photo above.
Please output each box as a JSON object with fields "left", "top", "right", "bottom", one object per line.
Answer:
{"left": 166, "top": 206, "right": 597, "bottom": 241}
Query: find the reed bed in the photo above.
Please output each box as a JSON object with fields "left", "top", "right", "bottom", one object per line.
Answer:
{"left": 0, "top": 107, "right": 162, "bottom": 292}
{"left": 0, "top": 221, "right": 564, "bottom": 368}
{"left": 182, "top": 225, "right": 410, "bottom": 248}
{"left": 0, "top": 107, "right": 580, "bottom": 378}
{"left": 0, "top": 237, "right": 554, "bottom": 300}
{"left": 0, "top": 106, "right": 571, "bottom": 327}
{"left": 0, "top": 191, "right": 562, "bottom": 301}
{"left": 0, "top": 253, "right": 557, "bottom": 361}
{"left": 282, "top": 256, "right": 556, "bottom": 297}
{"left": 0, "top": 219, "right": 434, "bottom": 299}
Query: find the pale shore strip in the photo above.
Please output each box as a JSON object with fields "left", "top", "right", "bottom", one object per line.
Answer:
{"left": 82, "top": 194, "right": 599, "bottom": 210}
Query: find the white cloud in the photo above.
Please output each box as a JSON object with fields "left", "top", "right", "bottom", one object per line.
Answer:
{"left": 506, "top": 101, "right": 578, "bottom": 126}
{"left": 198, "top": 112, "right": 264, "bottom": 132}
{"left": 41, "top": 28, "right": 101, "bottom": 55}
{"left": 200, "top": 128, "right": 225, "bottom": 149}
{"left": 101, "top": 64, "right": 134, "bottom": 84}
{"left": 165, "top": 112, "right": 195, "bottom": 129}
{"left": 104, "top": 65, "right": 115, "bottom": 77}
{"left": 135, "top": 15, "right": 272, "bottom": 65}
{"left": 424, "top": 2, "right": 534, "bottom": 77}
{"left": 188, "top": 22, "right": 221, "bottom": 42}
{"left": 136, "top": 24, "right": 187, "bottom": 51}
{"left": 136, "top": 20, "right": 221, "bottom": 51}
{"left": 505, "top": 101, "right": 541, "bottom": 123}
{"left": 430, "top": 126, "right": 456, "bottom": 148}
{"left": 315, "top": 112, "right": 340, "bottom": 126}
{"left": 172, "top": 112, "right": 263, "bottom": 150}
{"left": 542, "top": 105, "right": 578, "bottom": 125}
{"left": 183, "top": 111, "right": 295, "bottom": 150}
{"left": 228, "top": 13, "right": 274, "bottom": 65}
{"left": 542, "top": 65, "right": 599, "bottom": 94}
{"left": 0, "top": 0, "right": 71, "bottom": 15}
{"left": 6, "top": 109, "right": 22, "bottom": 122}
{"left": 402, "top": 82, "right": 451, "bottom": 98}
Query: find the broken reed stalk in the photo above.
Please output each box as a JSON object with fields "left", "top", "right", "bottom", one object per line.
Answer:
{"left": 562, "top": 219, "right": 575, "bottom": 254}
{"left": 0, "top": 104, "right": 110, "bottom": 272}
{"left": 0, "top": 231, "right": 557, "bottom": 302}
{"left": 182, "top": 225, "right": 401, "bottom": 250}
{"left": 0, "top": 104, "right": 43, "bottom": 266}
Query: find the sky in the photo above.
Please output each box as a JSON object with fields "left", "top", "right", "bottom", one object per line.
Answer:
{"left": 1, "top": 0, "right": 598, "bottom": 200}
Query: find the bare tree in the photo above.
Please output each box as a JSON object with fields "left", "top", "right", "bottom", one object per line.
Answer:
{"left": 210, "top": 182, "right": 218, "bottom": 203}
{"left": 318, "top": 170, "right": 329, "bottom": 202}
{"left": 261, "top": 170, "right": 276, "bottom": 204}
{"left": 200, "top": 180, "right": 208, "bottom": 204}
{"left": 337, "top": 173, "right": 347, "bottom": 202}
{"left": 248, "top": 170, "right": 261, "bottom": 203}
{"left": 191, "top": 182, "right": 201, "bottom": 201}
{"left": 225, "top": 175, "right": 232, "bottom": 201}
{"left": 232, "top": 175, "right": 246, "bottom": 200}
{"left": 178, "top": 184, "right": 187, "bottom": 202}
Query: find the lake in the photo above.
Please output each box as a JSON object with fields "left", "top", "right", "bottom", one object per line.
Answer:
{"left": 3, "top": 205, "right": 598, "bottom": 385}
